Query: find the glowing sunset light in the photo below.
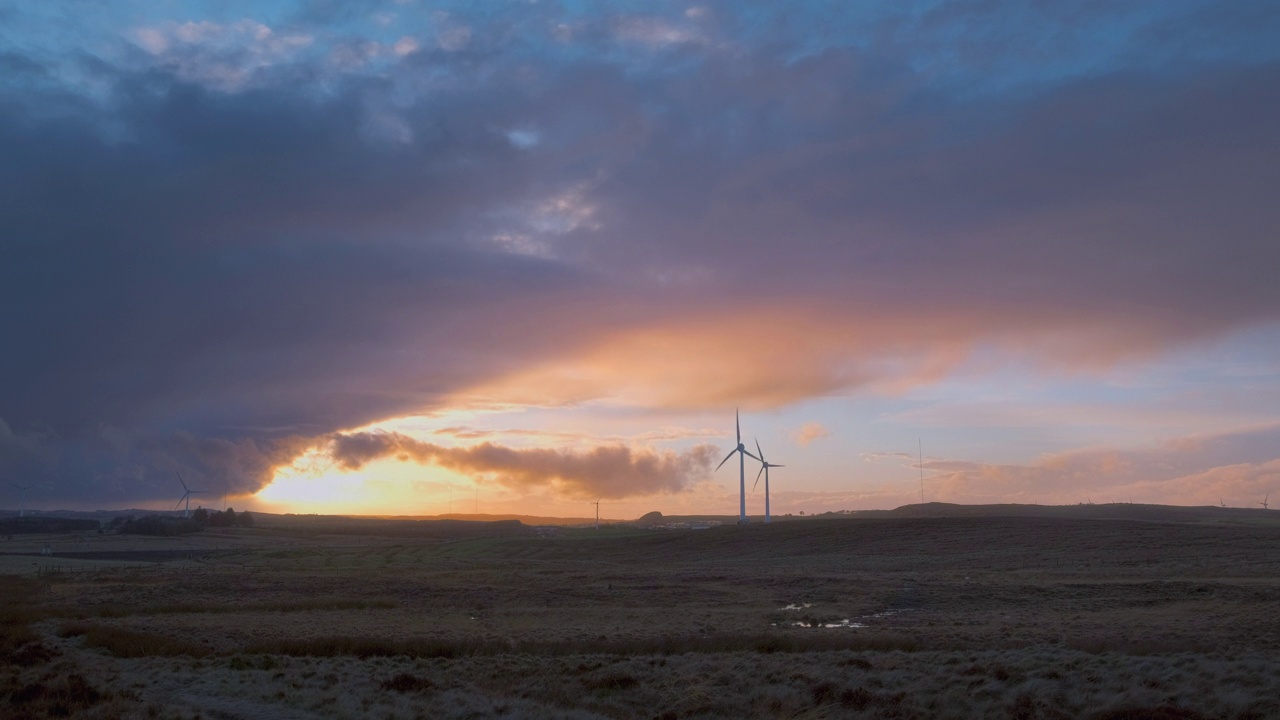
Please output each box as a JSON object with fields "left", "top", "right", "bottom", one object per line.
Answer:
{"left": 256, "top": 448, "right": 475, "bottom": 516}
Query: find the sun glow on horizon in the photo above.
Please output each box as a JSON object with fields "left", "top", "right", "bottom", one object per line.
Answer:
{"left": 255, "top": 447, "right": 474, "bottom": 516}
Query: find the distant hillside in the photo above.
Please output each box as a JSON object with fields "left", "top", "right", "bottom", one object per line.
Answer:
{"left": 639, "top": 502, "right": 1276, "bottom": 527}
{"left": 845, "top": 502, "right": 1276, "bottom": 524}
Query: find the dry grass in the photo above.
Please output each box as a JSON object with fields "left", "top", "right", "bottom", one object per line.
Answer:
{"left": 4, "top": 673, "right": 115, "bottom": 720}
{"left": 58, "top": 621, "right": 210, "bottom": 658}
{"left": 59, "top": 596, "right": 397, "bottom": 619}
{"left": 0, "top": 575, "right": 55, "bottom": 667}
{"left": 240, "top": 630, "right": 922, "bottom": 659}
{"left": 4, "top": 514, "right": 1280, "bottom": 718}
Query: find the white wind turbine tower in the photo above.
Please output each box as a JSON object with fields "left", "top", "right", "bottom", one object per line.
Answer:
{"left": 751, "top": 439, "right": 783, "bottom": 524}
{"left": 715, "top": 409, "right": 760, "bottom": 524}
{"left": 175, "top": 473, "right": 205, "bottom": 519}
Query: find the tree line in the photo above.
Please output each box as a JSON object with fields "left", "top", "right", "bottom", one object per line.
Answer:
{"left": 107, "top": 508, "right": 254, "bottom": 536}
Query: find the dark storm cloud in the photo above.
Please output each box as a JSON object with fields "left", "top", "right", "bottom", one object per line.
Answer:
{"left": 2, "top": 0, "right": 1279, "bottom": 506}
{"left": 0, "top": 61, "right": 608, "bottom": 504}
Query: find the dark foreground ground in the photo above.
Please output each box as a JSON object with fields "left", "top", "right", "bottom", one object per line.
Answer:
{"left": 3, "top": 512, "right": 1280, "bottom": 719}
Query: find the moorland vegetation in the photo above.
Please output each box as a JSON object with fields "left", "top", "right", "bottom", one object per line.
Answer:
{"left": 3, "top": 509, "right": 1279, "bottom": 718}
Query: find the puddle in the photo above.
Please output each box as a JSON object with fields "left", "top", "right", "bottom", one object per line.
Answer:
{"left": 861, "top": 610, "right": 906, "bottom": 620}
{"left": 778, "top": 608, "right": 913, "bottom": 629}
{"left": 778, "top": 603, "right": 813, "bottom": 610}
{"left": 795, "top": 619, "right": 867, "bottom": 628}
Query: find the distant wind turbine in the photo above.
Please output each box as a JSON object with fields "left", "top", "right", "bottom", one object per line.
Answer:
{"left": 751, "top": 439, "right": 783, "bottom": 524}
{"left": 715, "top": 409, "right": 760, "bottom": 524}
{"left": 175, "top": 473, "right": 205, "bottom": 519}
{"left": 593, "top": 499, "right": 600, "bottom": 530}
{"left": 9, "top": 482, "right": 33, "bottom": 518}
{"left": 1262, "top": 493, "right": 1270, "bottom": 510}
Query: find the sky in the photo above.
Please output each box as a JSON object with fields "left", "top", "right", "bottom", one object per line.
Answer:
{"left": 2, "top": 0, "right": 1279, "bottom": 519}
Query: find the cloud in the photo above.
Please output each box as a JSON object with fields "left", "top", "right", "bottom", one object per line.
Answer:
{"left": 131, "top": 20, "right": 313, "bottom": 91}
{"left": 1, "top": 1, "right": 1279, "bottom": 508}
{"left": 392, "top": 36, "right": 420, "bottom": 56}
{"left": 328, "top": 431, "right": 717, "bottom": 499}
{"left": 611, "top": 16, "right": 704, "bottom": 48}
{"left": 0, "top": 417, "right": 310, "bottom": 507}
{"left": 920, "top": 425, "right": 1280, "bottom": 506}
{"left": 436, "top": 26, "right": 472, "bottom": 52}
{"left": 862, "top": 452, "right": 916, "bottom": 464}
{"left": 427, "top": 424, "right": 720, "bottom": 445}
{"left": 793, "top": 422, "right": 831, "bottom": 447}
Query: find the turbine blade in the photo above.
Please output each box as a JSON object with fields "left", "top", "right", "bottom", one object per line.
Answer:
{"left": 177, "top": 472, "right": 188, "bottom": 492}
{"left": 714, "top": 450, "right": 736, "bottom": 472}
{"left": 742, "top": 449, "right": 760, "bottom": 462}
{"left": 755, "top": 438, "right": 764, "bottom": 462}
{"left": 752, "top": 466, "right": 764, "bottom": 492}
{"left": 174, "top": 496, "right": 186, "bottom": 511}
{"left": 772, "top": 464, "right": 785, "bottom": 468}
{"left": 735, "top": 409, "right": 741, "bottom": 443}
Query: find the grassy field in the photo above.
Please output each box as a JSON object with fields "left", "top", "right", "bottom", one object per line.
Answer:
{"left": 3, "top": 511, "right": 1280, "bottom": 718}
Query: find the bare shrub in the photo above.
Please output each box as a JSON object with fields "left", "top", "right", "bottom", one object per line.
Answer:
{"left": 1006, "top": 692, "right": 1073, "bottom": 720}
{"left": 7, "top": 673, "right": 110, "bottom": 718}
{"left": 381, "top": 672, "right": 435, "bottom": 693}
{"left": 810, "top": 681, "right": 907, "bottom": 712}
{"left": 582, "top": 670, "right": 640, "bottom": 691}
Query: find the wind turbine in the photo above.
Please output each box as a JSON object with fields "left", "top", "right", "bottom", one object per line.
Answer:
{"left": 593, "top": 499, "right": 600, "bottom": 530}
{"left": 9, "top": 483, "right": 33, "bottom": 518}
{"left": 715, "top": 409, "right": 759, "bottom": 524}
{"left": 174, "top": 473, "right": 205, "bottom": 519}
{"left": 1262, "top": 493, "right": 1270, "bottom": 510}
{"left": 751, "top": 439, "right": 783, "bottom": 524}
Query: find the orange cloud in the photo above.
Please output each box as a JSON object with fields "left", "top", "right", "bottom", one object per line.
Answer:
{"left": 444, "top": 297, "right": 1210, "bottom": 414}
{"left": 328, "top": 431, "right": 717, "bottom": 500}
{"left": 793, "top": 422, "right": 831, "bottom": 447}
{"left": 919, "top": 425, "right": 1280, "bottom": 506}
